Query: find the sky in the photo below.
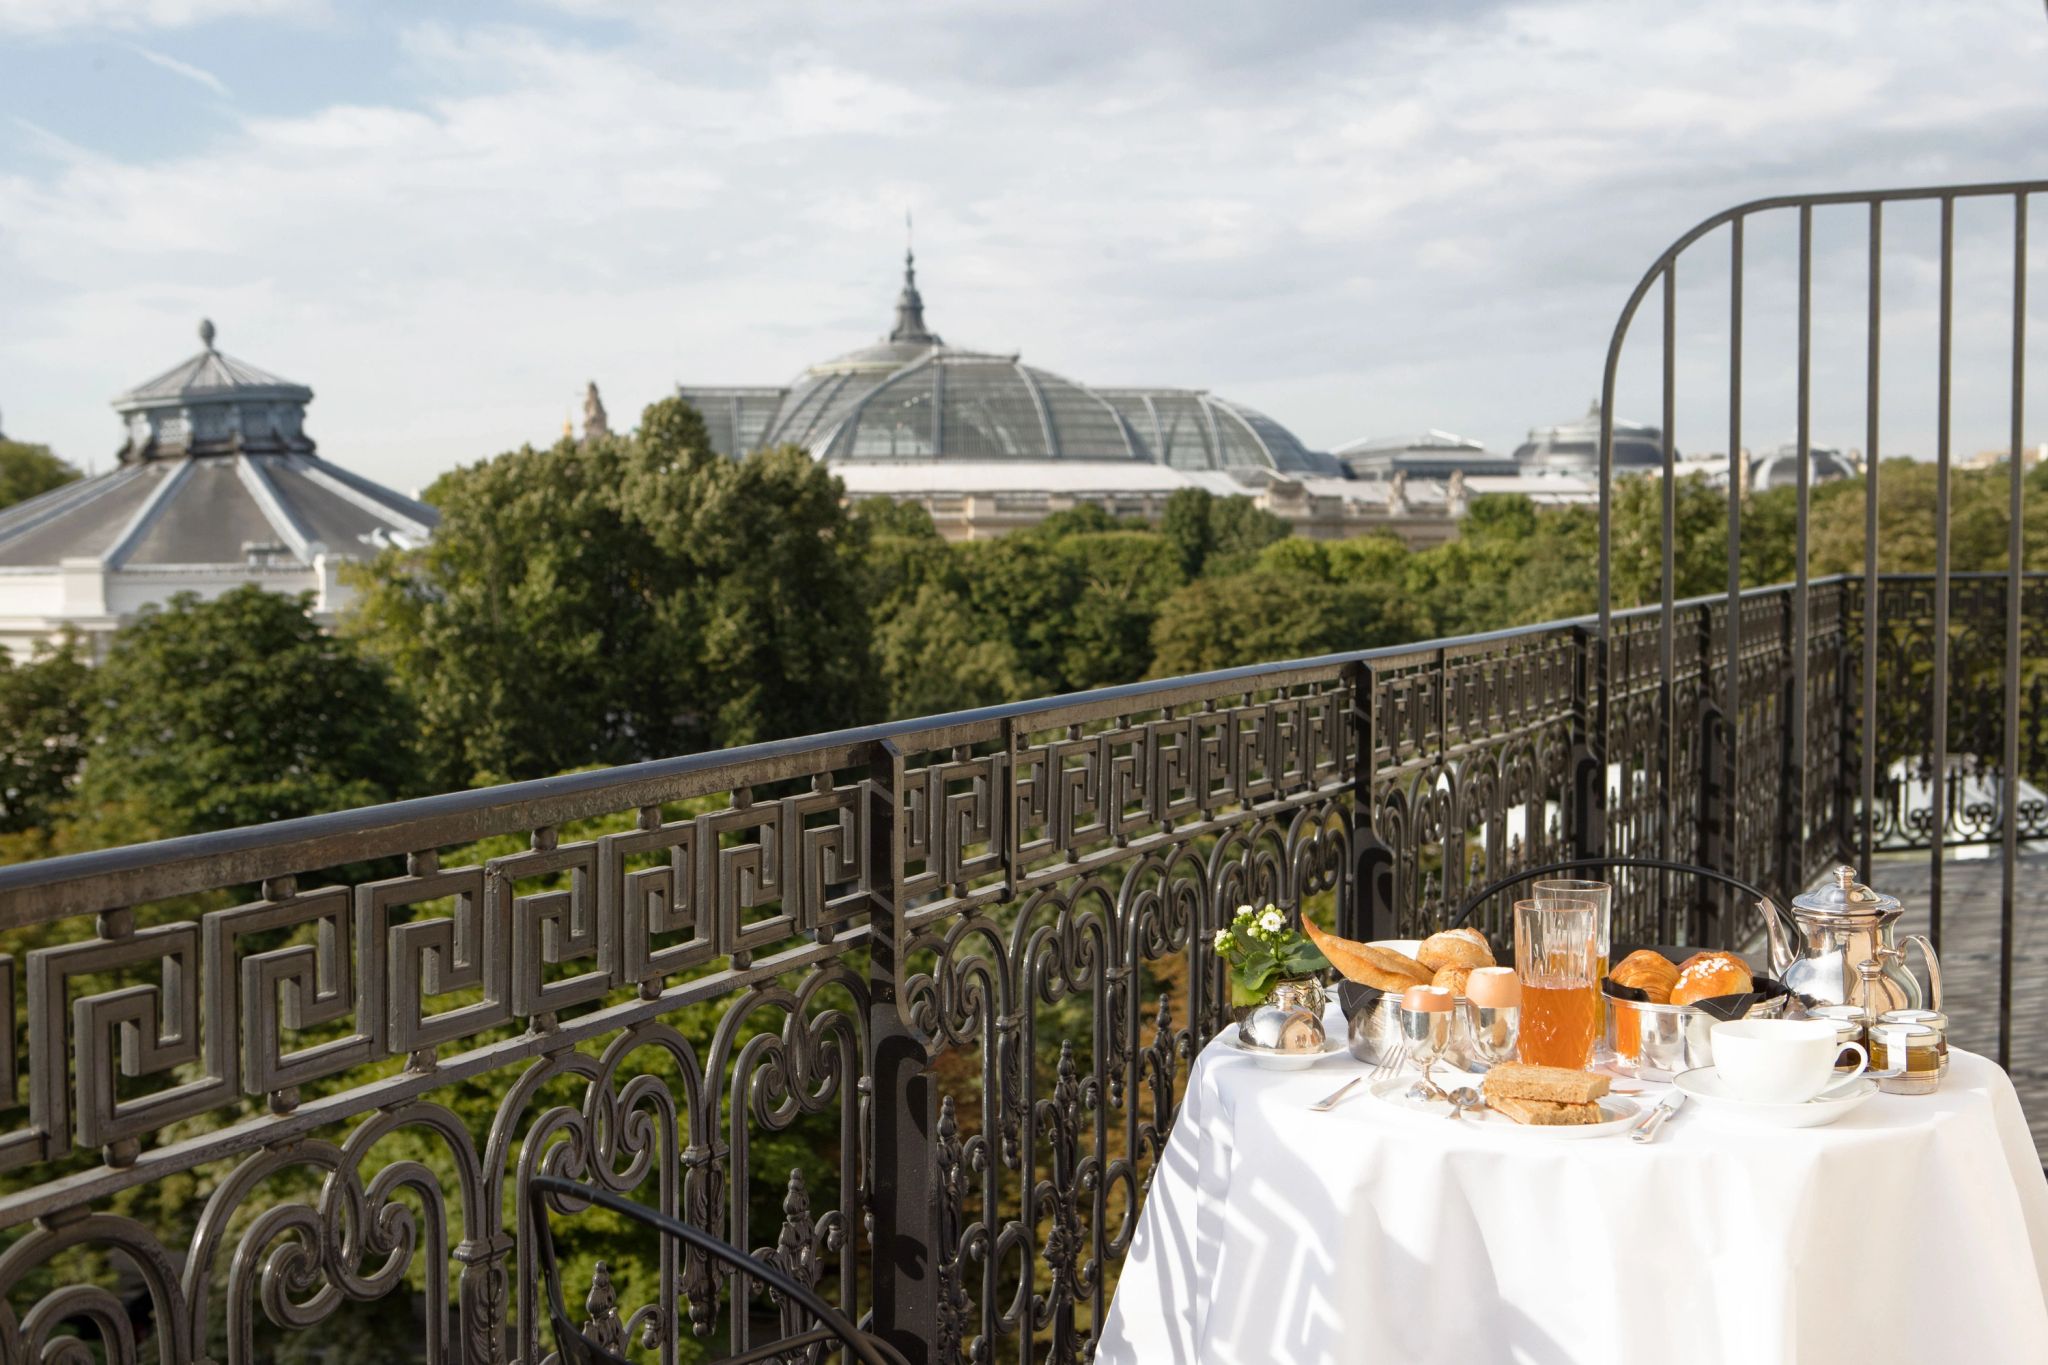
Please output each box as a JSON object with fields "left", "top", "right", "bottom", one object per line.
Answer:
{"left": 1, "top": 0, "right": 2045, "bottom": 493}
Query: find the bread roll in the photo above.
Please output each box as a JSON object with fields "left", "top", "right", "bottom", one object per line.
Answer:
{"left": 1431, "top": 964, "right": 1475, "bottom": 997}
{"left": 1669, "top": 950, "right": 1753, "bottom": 1005}
{"left": 1417, "top": 927, "right": 1494, "bottom": 972}
{"left": 1300, "top": 915, "right": 1435, "bottom": 992}
{"left": 1609, "top": 949, "right": 1679, "bottom": 1004}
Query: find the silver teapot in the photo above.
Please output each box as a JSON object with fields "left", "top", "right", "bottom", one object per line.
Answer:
{"left": 1759, "top": 866, "right": 1941, "bottom": 1015}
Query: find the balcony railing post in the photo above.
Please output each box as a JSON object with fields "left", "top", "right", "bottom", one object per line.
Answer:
{"left": 1570, "top": 626, "right": 1607, "bottom": 869}
{"left": 1698, "top": 604, "right": 1732, "bottom": 945}
{"left": 865, "top": 738, "right": 940, "bottom": 1364}
{"left": 1777, "top": 590, "right": 1801, "bottom": 900}
{"left": 1346, "top": 660, "right": 1396, "bottom": 939}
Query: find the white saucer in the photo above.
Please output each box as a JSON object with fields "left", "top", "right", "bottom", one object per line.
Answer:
{"left": 1368, "top": 1076, "right": 1641, "bottom": 1138}
{"left": 1226, "top": 1027, "right": 1348, "bottom": 1070}
{"left": 1672, "top": 1069, "right": 1880, "bottom": 1128}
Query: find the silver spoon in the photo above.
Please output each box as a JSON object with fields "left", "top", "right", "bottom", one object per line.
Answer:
{"left": 1445, "top": 1086, "right": 1487, "bottom": 1120}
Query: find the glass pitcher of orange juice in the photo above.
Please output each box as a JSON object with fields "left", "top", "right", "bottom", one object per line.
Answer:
{"left": 1513, "top": 898, "right": 1600, "bottom": 1069}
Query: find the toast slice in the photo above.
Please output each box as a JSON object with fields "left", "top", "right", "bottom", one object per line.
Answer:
{"left": 1481, "top": 1063, "right": 1610, "bottom": 1106}
{"left": 1487, "top": 1093, "right": 1607, "bottom": 1126}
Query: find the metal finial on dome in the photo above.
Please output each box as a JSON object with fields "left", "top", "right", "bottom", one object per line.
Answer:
{"left": 889, "top": 219, "right": 935, "bottom": 345}
{"left": 199, "top": 318, "right": 217, "bottom": 351}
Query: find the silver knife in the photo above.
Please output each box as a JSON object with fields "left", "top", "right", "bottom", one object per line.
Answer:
{"left": 1629, "top": 1090, "right": 1685, "bottom": 1144}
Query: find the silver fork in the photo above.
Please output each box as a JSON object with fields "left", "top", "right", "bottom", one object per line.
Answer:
{"left": 1369, "top": 1040, "right": 1407, "bottom": 1084}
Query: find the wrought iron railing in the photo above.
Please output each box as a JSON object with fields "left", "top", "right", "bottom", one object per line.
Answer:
{"left": 0, "top": 176, "right": 2038, "bottom": 1364}
{"left": 0, "top": 572, "right": 2034, "bottom": 1363}
{"left": 1593, "top": 178, "right": 2044, "bottom": 1063}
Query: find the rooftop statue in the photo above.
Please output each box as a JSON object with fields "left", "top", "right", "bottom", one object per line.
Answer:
{"left": 582, "top": 381, "right": 611, "bottom": 444}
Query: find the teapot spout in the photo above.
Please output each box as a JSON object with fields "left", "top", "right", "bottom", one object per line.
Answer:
{"left": 1757, "top": 896, "right": 1793, "bottom": 973}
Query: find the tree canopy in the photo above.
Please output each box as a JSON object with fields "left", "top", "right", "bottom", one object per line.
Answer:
{"left": 346, "top": 397, "right": 878, "bottom": 787}
{"left": 0, "top": 440, "right": 80, "bottom": 511}
{"left": 71, "top": 586, "right": 418, "bottom": 845}
{"left": 0, "top": 634, "right": 90, "bottom": 841}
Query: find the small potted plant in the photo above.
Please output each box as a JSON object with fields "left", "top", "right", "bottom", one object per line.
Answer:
{"left": 1214, "top": 903, "right": 1332, "bottom": 1014}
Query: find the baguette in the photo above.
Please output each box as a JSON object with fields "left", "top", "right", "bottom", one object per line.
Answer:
{"left": 1481, "top": 1063, "right": 1611, "bottom": 1106}
{"left": 1300, "top": 915, "right": 1434, "bottom": 993}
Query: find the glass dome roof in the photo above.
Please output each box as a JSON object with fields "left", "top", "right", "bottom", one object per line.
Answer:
{"left": 680, "top": 250, "right": 1339, "bottom": 478}
{"left": 1513, "top": 401, "right": 1674, "bottom": 475}
{"left": 1750, "top": 443, "right": 1857, "bottom": 492}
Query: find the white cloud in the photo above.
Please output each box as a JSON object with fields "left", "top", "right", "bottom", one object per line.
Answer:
{"left": 124, "top": 41, "right": 231, "bottom": 96}
{"left": 0, "top": 0, "right": 2044, "bottom": 487}
{"left": 0, "top": 0, "right": 312, "bottom": 34}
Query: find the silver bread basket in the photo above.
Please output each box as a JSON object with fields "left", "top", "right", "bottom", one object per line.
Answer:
{"left": 1603, "top": 986, "right": 1789, "bottom": 1079}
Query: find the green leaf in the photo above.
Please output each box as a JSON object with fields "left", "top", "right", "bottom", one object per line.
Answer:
{"left": 1283, "top": 940, "right": 1332, "bottom": 975}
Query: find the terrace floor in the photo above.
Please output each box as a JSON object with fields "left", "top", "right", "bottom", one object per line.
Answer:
{"left": 1887, "top": 848, "right": 2048, "bottom": 1152}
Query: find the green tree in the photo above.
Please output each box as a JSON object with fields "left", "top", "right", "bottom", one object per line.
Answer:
{"left": 851, "top": 497, "right": 953, "bottom": 614}
{"left": 1049, "top": 531, "right": 1183, "bottom": 690}
{"left": 72, "top": 587, "right": 418, "bottom": 844}
{"left": 349, "top": 398, "right": 878, "bottom": 787}
{"left": 1148, "top": 567, "right": 1415, "bottom": 675}
{"left": 1805, "top": 458, "right": 2048, "bottom": 575}
{"left": 0, "top": 634, "right": 90, "bottom": 839}
{"left": 0, "top": 440, "right": 79, "bottom": 511}
{"left": 1159, "top": 488, "right": 1290, "bottom": 579}
{"left": 872, "top": 581, "right": 1035, "bottom": 716}
{"left": 951, "top": 525, "right": 1184, "bottom": 697}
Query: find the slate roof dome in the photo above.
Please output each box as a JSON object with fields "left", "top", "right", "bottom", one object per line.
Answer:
{"left": 677, "top": 251, "right": 1343, "bottom": 478}
{"left": 0, "top": 320, "right": 434, "bottom": 580}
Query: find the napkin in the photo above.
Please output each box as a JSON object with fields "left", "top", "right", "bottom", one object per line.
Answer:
{"left": 1600, "top": 973, "right": 1798, "bottom": 1020}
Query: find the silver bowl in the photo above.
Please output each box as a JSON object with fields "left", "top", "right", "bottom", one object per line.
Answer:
{"left": 1604, "top": 990, "right": 1790, "bottom": 1079}
{"left": 1345, "top": 993, "right": 1493, "bottom": 1070}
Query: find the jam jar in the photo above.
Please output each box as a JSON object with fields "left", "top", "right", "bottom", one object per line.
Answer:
{"left": 1808, "top": 1004, "right": 1867, "bottom": 1071}
{"left": 1869, "top": 1021, "right": 1942, "bottom": 1094}
{"left": 1876, "top": 1008, "right": 1948, "bottom": 1075}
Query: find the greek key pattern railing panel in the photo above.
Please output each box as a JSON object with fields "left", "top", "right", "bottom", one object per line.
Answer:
{"left": 0, "top": 574, "right": 2031, "bottom": 1363}
{"left": 0, "top": 760, "right": 881, "bottom": 1365}
{"left": 899, "top": 673, "right": 1354, "bottom": 1362}
{"left": 1368, "top": 625, "right": 1583, "bottom": 942}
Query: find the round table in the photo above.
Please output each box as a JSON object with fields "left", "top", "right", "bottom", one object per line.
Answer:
{"left": 1097, "top": 1009, "right": 2048, "bottom": 1365}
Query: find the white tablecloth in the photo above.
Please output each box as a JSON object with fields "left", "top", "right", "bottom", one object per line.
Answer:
{"left": 1098, "top": 1012, "right": 2048, "bottom": 1365}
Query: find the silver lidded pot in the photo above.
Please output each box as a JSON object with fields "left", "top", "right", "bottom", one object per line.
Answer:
{"left": 1241, "top": 1004, "right": 1326, "bottom": 1054}
{"left": 1761, "top": 866, "right": 1941, "bottom": 1015}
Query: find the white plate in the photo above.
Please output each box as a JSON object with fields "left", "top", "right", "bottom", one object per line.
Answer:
{"left": 1225, "top": 1027, "right": 1348, "bottom": 1070}
{"left": 1368, "top": 1076, "right": 1641, "bottom": 1138}
{"left": 1672, "top": 1069, "right": 1879, "bottom": 1128}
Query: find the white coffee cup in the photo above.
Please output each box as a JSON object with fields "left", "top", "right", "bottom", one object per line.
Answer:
{"left": 1710, "top": 1018, "right": 1868, "bottom": 1104}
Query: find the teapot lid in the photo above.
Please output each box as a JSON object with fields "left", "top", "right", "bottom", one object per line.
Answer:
{"left": 1791, "top": 865, "right": 1900, "bottom": 917}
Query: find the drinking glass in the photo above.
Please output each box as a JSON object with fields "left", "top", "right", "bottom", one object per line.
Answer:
{"left": 1534, "top": 878, "right": 1612, "bottom": 1051}
{"left": 1513, "top": 898, "right": 1600, "bottom": 1069}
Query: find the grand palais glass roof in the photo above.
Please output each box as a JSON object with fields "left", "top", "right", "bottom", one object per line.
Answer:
{"left": 677, "top": 251, "right": 1342, "bottom": 479}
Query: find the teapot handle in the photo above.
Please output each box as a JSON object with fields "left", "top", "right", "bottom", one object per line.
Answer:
{"left": 1899, "top": 933, "right": 1942, "bottom": 1013}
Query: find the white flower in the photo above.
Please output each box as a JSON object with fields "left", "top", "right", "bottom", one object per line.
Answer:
{"left": 1258, "top": 909, "right": 1285, "bottom": 935}
{"left": 1213, "top": 927, "right": 1231, "bottom": 951}
{"left": 1235, "top": 905, "right": 1254, "bottom": 920}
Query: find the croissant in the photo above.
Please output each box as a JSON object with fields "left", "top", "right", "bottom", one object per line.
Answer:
{"left": 1609, "top": 949, "right": 1679, "bottom": 1004}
